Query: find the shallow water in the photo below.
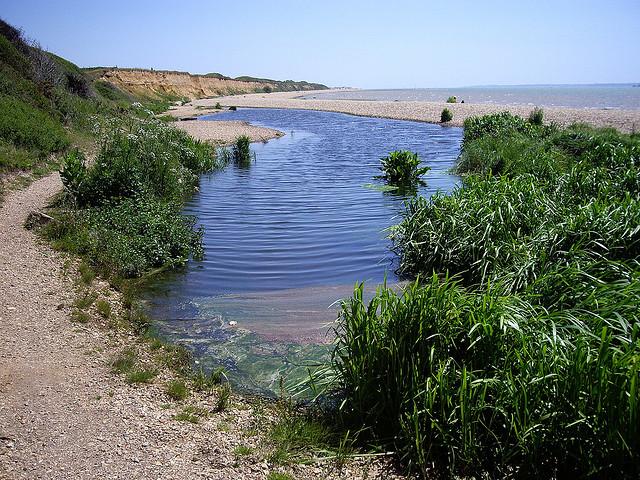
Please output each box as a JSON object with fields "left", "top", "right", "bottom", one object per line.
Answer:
{"left": 304, "top": 84, "right": 640, "bottom": 110}
{"left": 144, "top": 108, "right": 462, "bottom": 392}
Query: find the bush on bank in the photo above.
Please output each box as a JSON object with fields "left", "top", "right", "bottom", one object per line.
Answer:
{"left": 48, "top": 111, "right": 220, "bottom": 279}
{"left": 326, "top": 112, "right": 640, "bottom": 478}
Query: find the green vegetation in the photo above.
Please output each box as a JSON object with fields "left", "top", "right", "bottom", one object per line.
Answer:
{"left": 112, "top": 349, "right": 137, "bottom": 374}
{"left": 165, "top": 380, "right": 189, "bottom": 401}
{"left": 95, "top": 299, "right": 112, "bottom": 318}
{"left": 446, "top": 95, "right": 457, "bottom": 103}
{"left": 0, "top": 18, "right": 136, "bottom": 181}
{"left": 74, "top": 289, "right": 97, "bottom": 309}
{"left": 320, "top": 112, "right": 640, "bottom": 477}
{"left": 126, "top": 369, "right": 157, "bottom": 384}
{"left": 528, "top": 106, "right": 544, "bottom": 125}
{"left": 378, "top": 150, "right": 430, "bottom": 190}
{"left": 71, "top": 310, "right": 91, "bottom": 324}
{"left": 175, "top": 405, "right": 209, "bottom": 423}
{"left": 440, "top": 107, "right": 453, "bottom": 122}
{"left": 233, "top": 445, "right": 253, "bottom": 456}
{"left": 78, "top": 262, "right": 96, "bottom": 285}
{"left": 215, "top": 382, "right": 232, "bottom": 412}
{"left": 43, "top": 111, "right": 222, "bottom": 279}
{"left": 268, "top": 412, "right": 335, "bottom": 464}
{"left": 267, "top": 472, "right": 294, "bottom": 480}
{"left": 232, "top": 135, "right": 252, "bottom": 166}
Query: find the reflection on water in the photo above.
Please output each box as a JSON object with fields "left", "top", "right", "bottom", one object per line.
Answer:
{"left": 143, "top": 108, "right": 462, "bottom": 393}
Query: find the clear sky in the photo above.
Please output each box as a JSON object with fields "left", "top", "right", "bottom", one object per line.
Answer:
{"left": 2, "top": 0, "right": 639, "bottom": 88}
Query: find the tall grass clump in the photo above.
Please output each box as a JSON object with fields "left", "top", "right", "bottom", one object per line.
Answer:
{"left": 331, "top": 274, "right": 639, "bottom": 477}
{"left": 528, "top": 106, "right": 544, "bottom": 125}
{"left": 378, "top": 150, "right": 430, "bottom": 190}
{"left": 322, "top": 112, "right": 640, "bottom": 477}
{"left": 232, "top": 135, "right": 252, "bottom": 166}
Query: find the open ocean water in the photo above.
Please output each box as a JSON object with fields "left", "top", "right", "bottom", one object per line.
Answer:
{"left": 303, "top": 84, "right": 640, "bottom": 110}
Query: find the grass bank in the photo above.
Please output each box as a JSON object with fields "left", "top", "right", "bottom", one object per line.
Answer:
{"left": 319, "top": 112, "right": 640, "bottom": 478}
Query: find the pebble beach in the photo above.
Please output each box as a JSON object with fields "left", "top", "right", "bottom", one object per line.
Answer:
{"left": 173, "top": 90, "right": 640, "bottom": 133}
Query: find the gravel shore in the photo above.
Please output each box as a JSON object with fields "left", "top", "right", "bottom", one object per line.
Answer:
{"left": 174, "top": 119, "right": 283, "bottom": 145}
{"left": 178, "top": 90, "right": 640, "bottom": 133}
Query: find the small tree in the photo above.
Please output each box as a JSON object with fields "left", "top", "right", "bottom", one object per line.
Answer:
{"left": 441, "top": 108, "right": 453, "bottom": 123}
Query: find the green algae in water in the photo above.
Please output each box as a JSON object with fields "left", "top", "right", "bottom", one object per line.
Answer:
{"left": 153, "top": 314, "right": 331, "bottom": 396}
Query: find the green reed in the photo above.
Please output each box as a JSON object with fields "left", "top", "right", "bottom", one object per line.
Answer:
{"left": 324, "top": 114, "right": 640, "bottom": 478}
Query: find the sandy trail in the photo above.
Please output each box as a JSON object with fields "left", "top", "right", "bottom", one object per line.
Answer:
{"left": 172, "top": 90, "right": 640, "bottom": 133}
{"left": 0, "top": 174, "right": 242, "bottom": 479}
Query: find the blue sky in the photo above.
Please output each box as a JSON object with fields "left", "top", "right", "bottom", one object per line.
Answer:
{"left": 2, "top": 0, "right": 639, "bottom": 88}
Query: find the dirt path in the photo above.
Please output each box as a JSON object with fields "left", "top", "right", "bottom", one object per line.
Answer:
{"left": 0, "top": 173, "right": 227, "bottom": 479}
{"left": 0, "top": 174, "right": 400, "bottom": 479}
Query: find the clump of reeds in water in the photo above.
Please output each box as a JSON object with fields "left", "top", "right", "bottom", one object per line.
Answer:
{"left": 232, "top": 135, "right": 253, "bottom": 167}
{"left": 378, "top": 150, "right": 430, "bottom": 194}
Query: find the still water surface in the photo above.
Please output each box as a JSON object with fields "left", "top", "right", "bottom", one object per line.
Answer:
{"left": 144, "top": 108, "right": 462, "bottom": 392}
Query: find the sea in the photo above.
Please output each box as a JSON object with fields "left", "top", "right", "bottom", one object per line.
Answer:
{"left": 302, "top": 84, "right": 640, "bottom": 110}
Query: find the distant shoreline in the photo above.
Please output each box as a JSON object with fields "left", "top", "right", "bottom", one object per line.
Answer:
{"left": 174, "top": 90, "right": 640, "bottom": 133}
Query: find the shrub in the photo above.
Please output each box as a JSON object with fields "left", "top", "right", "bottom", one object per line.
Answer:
{"left": 43, "top": 197, "right": 204, "bottom": 278}
{"left": 440, "top": 108, "right": 453, "bottom": 123}
{"left": 60, "top": 115, "right": 217, "bottom": 207}
{"left": 232, "top": 135, "right": 252, "bottom": 166}
{"left": 378, "top": 150, "right": 430, "bottom": 188}
{"left": 528, "top": 106, "right": 544, "bottom": 125}
{"left": 214, "top": 102, "right": 222, "bottom": 109}
{"left": 446, "top": 95, "right": 457, "bottom": 103}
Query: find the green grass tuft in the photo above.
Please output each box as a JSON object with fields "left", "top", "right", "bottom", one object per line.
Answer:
{"left": 95, "top": 299, "right": 111, "bottom": 318}
{"left": 126, "top": 369, "right": 157, "bottom": 384}
{"left": 165, "top": 380, "right": 189, "bottom": 401}
{"left": 267, "top": 473, "right": 295, "bottom": 480}
{"left": 175, "top": 405, "right": 209, "bottom": 423}
{"left": 378, "top": 150, "right": 429, "bottom": 191}
{"left": 232, "top": 135, "right": 252, "bottom": 166}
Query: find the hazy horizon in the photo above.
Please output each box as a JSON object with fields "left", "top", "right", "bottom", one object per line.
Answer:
{"left": 2, "top": 0, "right": 639, "bottom": 89}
